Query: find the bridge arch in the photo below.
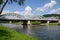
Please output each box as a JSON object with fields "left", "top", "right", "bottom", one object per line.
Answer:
{"left": 0, "top": 13, "right": 26, "bottom": 19}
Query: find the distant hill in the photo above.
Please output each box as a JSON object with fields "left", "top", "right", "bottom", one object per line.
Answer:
{"left": 43, "top": 14, "right": 60, "bottom": 17}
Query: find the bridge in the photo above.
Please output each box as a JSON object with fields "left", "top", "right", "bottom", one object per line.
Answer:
{"left": 0, "top": 13, "right": 60, "bottom": 25}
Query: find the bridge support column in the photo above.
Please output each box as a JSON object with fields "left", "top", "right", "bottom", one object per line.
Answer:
{"left": 23, "top": 20, "right": 30, "bottom": 25}
{"left": 47, "top": 21, "right": 50, "bottom": 25}
{"left": 9, "top": 21, "right": 12, "bottom": 23}
{"left": 58, "top": 20, "right": 60, "bottom": 24}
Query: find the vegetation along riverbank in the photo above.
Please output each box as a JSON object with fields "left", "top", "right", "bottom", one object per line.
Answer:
{"left": 0, "top": 26, "right": 37, "bottom": 40}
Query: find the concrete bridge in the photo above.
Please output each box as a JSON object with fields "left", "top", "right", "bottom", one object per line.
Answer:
{"left": 0, "top": 13, "right": 60, "bottom": 25}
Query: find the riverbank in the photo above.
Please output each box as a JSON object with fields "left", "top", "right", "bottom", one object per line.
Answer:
{"left": 0, "top": 21, "right": 59, "bottom": 25}
{"left": 0, "top": 26, "right": 37, "bottom": 40}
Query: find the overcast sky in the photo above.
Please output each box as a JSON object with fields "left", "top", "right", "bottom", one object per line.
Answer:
{"left": 2, "top": 0, "right": 60, "bottom": 16}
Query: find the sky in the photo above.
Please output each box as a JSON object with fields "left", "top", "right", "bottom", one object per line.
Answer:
{"left": 2, "top": 0, "right": 60, "bottom": 17}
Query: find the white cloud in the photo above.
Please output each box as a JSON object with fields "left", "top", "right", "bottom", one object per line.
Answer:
{"left": 25, "top": 6, "right": 32, "bottom": 12}
{"left": 24, "top": 6, "right": 33, "bottom": 16}
{"left": 48, "top": 7, "right": 60, "bottom": 14}
{"left": 48, "top": 9, "right": 56, "bottom": 14}
{"left": 2, "top": 10, "right": 10, "bottom": 15}
{"left": 2, "top": 6, "right": 33, "bottom": 18}
{"left": 14, "top": 6, "right": 33, "bottom": 17}
{"left": 36, "top": 0, "right": 57, "bottom": 12}
{"left": 14, "top": 11, "right": 20, "bottom": 13}
{"left": 14, "top": 11, "right": 23, "bottom": 15}
{"left": 2, "top": 6, "right": 33, "bottom": 17}
{"left": 21, "top": 6, "right": 32, "bottom": 18}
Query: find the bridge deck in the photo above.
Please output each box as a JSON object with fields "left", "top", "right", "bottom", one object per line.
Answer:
{"left": 0, "top": 18, "right": 59, "bottom": 21}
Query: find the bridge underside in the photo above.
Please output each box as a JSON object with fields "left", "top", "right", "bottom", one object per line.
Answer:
{"left": 0, "top": 19, "right": 60, "bottom": 25}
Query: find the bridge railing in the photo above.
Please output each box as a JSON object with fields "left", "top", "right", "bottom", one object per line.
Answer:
{"left": 0, "top": 16, "right": 59, "bottom": 21}
{"left": 31, "top": 17, "right": 59, "bottom": 20}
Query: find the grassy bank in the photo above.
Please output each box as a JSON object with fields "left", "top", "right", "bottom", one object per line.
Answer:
{"left": 49, "top": 23, "right": 59, "bottom": 25}
{"left": 31, "top": 21, "right": 40, "bottom": 24}
{"left": 0, "top": 26, "right": 37, "bottom": 40}
{"left": 0, "top": 21, "right": 59, "bottom": 25}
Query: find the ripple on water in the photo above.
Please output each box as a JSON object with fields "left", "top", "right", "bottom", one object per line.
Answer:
{"left": 0, "top": 24, "right": 60, "bottom": 40}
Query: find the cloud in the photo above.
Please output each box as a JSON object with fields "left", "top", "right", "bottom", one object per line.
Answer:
{"left": 14, "top": 6, "right": 33, "bottom": 17}
{"left": 2, "top": 6, "right": 33, "bottom": 18}
{"left": 25, "top": 6, "right": 32, "bottom": 12}
{"left": 14, "top": 6, "right": 33, "bottom": 18}
{"left": 2, "top": 10, "right": 10, "bottom": 15}
{"left": 14, "top": 11, "right": 23, "bottom": 15}
{"left": 24, "top": 6, "right": 32, "bottom": 16}
{"left": 36, "top": 0, "right": 57, "bottom": 12}
{"left": 48, "top": 7, "right": 60, "bottom": 14}
{"left": 2, "top": 6, "right": 33, "bottom": 16}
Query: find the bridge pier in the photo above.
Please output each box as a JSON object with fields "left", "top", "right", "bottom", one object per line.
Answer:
{"left": 40, "top": 21, "right": 50, "bottom": 25}
{"left": 9, "top": 21, "right": 12, "bottom": 23}
{"left": 47, "top": 21, "right": 50, "bottom": 25}
{"left": 58, "top": 20, "right": 60, "bottom": 23}
{"left": 23, "top": 20, "right": 30, "bottom": 25}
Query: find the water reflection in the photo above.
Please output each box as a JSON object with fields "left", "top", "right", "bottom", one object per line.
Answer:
{"left": 23, "top": 25, "right": 33, "bottom": 35}
{"left": 47, "top": 25, "right": 60, "bottom": 40}
{"left": 1, "top": 23, "right": 60, "bottom": 40}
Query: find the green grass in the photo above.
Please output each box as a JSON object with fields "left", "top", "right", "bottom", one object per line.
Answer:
{"left": 0, "top": 26, "right": 37, "bottom": 40}
{"left": 11, "top": 21, "right": 23, "bottom": 24}
{"left": 49, "top": 23, "right": 59, "bottom": 25}
{"left": 31, "top": 21, "right": 41, "bottom": 24}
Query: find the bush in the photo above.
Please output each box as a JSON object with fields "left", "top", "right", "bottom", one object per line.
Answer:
{"left": 0, "top": 26, "right": 37, "bottom": 40}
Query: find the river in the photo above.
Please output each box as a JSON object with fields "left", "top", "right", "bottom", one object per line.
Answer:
{"left": 0, "top": 23, "right": 60, "bottom": 40}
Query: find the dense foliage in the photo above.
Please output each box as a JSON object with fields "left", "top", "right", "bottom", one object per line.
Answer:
{"left": 43, "top": 14, "right": 60, "bottom": 17}
{"left": 0, "top": 0, "right": 25, "bottom": 14}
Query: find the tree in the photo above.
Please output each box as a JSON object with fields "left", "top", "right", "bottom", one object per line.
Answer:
{"left": 43, "top": 14, "right": 60, "bottom": 17}
{"left": 0, "top": 0, "right": 25, "bottom": 14}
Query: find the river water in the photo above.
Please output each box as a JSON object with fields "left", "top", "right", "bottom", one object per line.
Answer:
{"left": 0, "top": 23, "right": 60, "bottom": 40}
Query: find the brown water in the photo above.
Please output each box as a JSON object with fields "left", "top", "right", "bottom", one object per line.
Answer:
{"left": 1, "top": 23, "right": 60, "bottom": 40}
